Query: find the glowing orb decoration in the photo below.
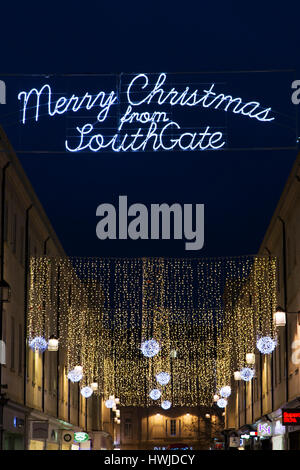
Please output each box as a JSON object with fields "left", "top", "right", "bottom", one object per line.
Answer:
{"left": 29, "top": 336, "right": 48, "bottom": 352}
{"left": 156, "top": 372, "right": 170, "bottom": 385}
{"left": 219, "top": 386, "right": 231, "bottom": 398}
{"left": 67, "top": 367, "right": 83, "bottom": 383}
{"left": 80, "top": 386, "right": 93, "bottom": 398}
{"left": 149, "top": 389, "right": 161, "bottom": 400}
{"left": 161, "top": 400, "right": 171, "bottom": 410}
{"left": 141, "top": 339, "right": 160, "bottom": 358}
{"left": 105, "top": 399, "right": 115, "bottom": 408}
{"left": 217, "top": 398, "right": 227, "bottom": 408}
{"left": 240, "top": 367, "right": 255, "bottom": 382}
{"left": 256, "top": 336, "right": 276, "bottom": 354}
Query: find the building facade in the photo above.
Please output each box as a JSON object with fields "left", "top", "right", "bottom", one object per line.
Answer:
{"left": 225, "top": 151, "right": 300, "bottom": 450}
{"left": 119, "top": 406, "right": 224, "bottom": 450}
{"left": 0, "top": 127, "right": 115, "bottom": 450}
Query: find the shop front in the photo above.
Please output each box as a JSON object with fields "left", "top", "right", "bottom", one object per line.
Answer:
{"left": 282, "top": 406, "right": 300, "bottom": 450}
{"left": 3, "top": 402, "right": 26, "bottom": 450}
{"left": 28, "top": 411, "right": 83, "bottom": 450}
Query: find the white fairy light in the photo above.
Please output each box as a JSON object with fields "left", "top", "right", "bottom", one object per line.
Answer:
{"left": 67, "top": 366, "right": 83, "bottom": 383}
{"left": 141, "top": 339, "right": 160, "bottom": 358}
{"left": 217, "top": 398, "right": 227, "bottom": 408}
{"left": 149, "top": 389, "right": 161, "bottom": 400}
{"left": 80, "top": 386, "right": 93, "bottom": 398}
{"left": 161, "top": 400, "right": 171, "bottom": 410}
{"left": 105, "top": 399, "right": 115, "bottom": 409}
{"left": 156, "top": 372, "right": 170, "bottom": 385}
{"left": 240, "top": 367, "right": 255, "bottom": 382}
{"left": 256, "top": 336, "right": 276, "bottom": 354}
{"left": 219, "top": 386, "right": 231, "bottom": 398}
{"left": 29, "top": 336, "right": 48, "bottom": 352}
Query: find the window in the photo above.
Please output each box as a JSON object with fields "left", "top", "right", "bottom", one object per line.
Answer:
{"left": 124, "top": 418, "right": 132, "bottom": 438}
{"left": 170, "top": 419, "right": 176, "bottom": 436}
{"left": 10, "top": 317, "right": 15, "bottom": 370}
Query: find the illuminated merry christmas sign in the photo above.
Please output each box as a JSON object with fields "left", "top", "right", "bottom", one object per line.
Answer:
{"left": 18, "top": 73, "right": 274, "bottom": 153}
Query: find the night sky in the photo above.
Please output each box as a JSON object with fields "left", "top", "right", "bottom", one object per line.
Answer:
{"left": 1, "top": 2, "right": 299, "bottom": 258}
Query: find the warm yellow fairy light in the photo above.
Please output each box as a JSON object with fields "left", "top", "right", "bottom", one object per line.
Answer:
{"left": 28, "top": 255, "right": 278, "bottom": 407}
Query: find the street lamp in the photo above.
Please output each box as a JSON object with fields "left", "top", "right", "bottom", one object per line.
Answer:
{"left": 91, "top": 382, "right": 98, "bottom": 391}
{"left": 234, "top": 371, "right": 241, "bottom": 381}
{"left": 246, "top": 353, "right": 255, "bottom": 365}
{"left": 274, "top": 306, "right": 286, "bottom": 327}
{"left": 48, "top": 335, "right": 59, "bottom": 351}
{"left": 274, "top": 306, "right": 300, "bottom": 326}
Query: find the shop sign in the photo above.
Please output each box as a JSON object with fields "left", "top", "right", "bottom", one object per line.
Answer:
{"left": 258, "top": 422, "right": 272, "bottom": 437}
{"left": 273, "top": 419, "right": 285, "bottom": 436}
{"left": 282, "top": 410, "right": 300, "bottom": 425}
{"left": 32, "top": 421, "right": 49, "bottom": 439}
{"left": 62, "top": 430, "right": 74, "bottom": 443}
{"left": 229, "top": 436, "right": 240, "bottom": 447}
{"left": 74, "top": 432, "right": 89, "bottom": 443}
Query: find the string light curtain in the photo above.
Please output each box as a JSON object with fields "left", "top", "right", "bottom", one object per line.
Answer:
{"left": 27, "top": 256, "right": 277, "bottom": 406}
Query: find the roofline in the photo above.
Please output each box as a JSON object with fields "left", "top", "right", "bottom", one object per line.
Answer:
{"left": 0, "top": 125, "right": 66, "bottom": 257}
{"left": 258, "top": 150, "right": 300, "bottom": 254}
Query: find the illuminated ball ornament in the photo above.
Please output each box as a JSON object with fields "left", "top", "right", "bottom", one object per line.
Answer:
{"left": 161, "top": 400, "right": 171, "bottom": 410}
{"left": 67, "top": 366, "right": 83, "bottom": 383}
{"left": 105, "top": 399, "right": 115, "bottom": 409}
{"left": 80, "top": 386, "right": 93, "bottom": 398}
{"left": 29, "top": 336, "right": 48, "bottom": 352}
{"left": 256, "top": 336, "right": 276, "bottom": 354}
{"left": 156, "top": 372, "right": 170, "bottom": 385}
{"left": 240, "top": 367, "right": 255, "bottom": 382}
{"left": 141, "top": 339, "right": 160, "bottom": 358}
{"left": 219, "top": 386, "right": 231, "bottom": 398}
{"left": 217, "top": 398, "right": 227, "bottom": 408}
{"left": 149, "top": 389, "right": 161, "bottom": 400}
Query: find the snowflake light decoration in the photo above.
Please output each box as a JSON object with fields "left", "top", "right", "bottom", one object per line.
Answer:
{"left": 29, "top": 336, "right": 48, "bottom": 352}
{"left": 219, "top": 386, "right": 231, "bottom": 398}
{"left": 149, "top": 389, "right": 161, "bottom": 400}
{"left": 156, "top": 372, "right": 170, "bottom": 385}
{"left": 217, "top": 398, "right": 227, "bottom": 408}
{"left": 141, "top": 339, "right": 160, "bottom": 358}
{"left": 105, "top": 399, "right": 115, "bottom": 408}
{"left": 67, "top": 367, "right": 83, "bottom": 383}
{"left": 80, "top": 386, "right": 93, "bottom": 398}
{"left": 256, "top": 336, "right": 276, "bottom": 354}
{"left": 240, "top": 367, "right": 255, "bottom": 382}
{"left": 161, "top": 400, "right": 171, "bottom": 410}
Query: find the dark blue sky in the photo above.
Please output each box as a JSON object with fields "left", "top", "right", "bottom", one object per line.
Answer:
{"left": 1, "top": 2, "right": 299, "bottom": 258}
